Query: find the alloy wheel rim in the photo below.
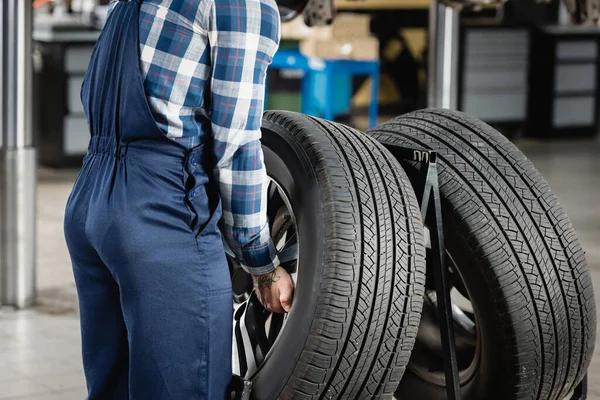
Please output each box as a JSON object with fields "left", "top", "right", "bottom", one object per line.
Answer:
{"left": 226, "top": 176, "right": 299, "bottom": 379}
{"left": 408, "top": 228, "right": 481, "bottom": 387}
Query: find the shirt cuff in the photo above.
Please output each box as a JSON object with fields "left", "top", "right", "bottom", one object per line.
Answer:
{"left": 232, "top": 237, "right": 280, "bottom": 276}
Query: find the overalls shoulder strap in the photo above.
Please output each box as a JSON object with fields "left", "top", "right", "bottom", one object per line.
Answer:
{"left": 81, "top": 0, "right": 165, "bottom": 144}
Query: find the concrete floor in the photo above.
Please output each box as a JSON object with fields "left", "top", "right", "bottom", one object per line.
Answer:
{"left": 0, "top": 137, "right": 598, "bottom": 399}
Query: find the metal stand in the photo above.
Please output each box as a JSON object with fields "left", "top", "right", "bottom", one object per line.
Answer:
{"left": 428, "top": 0, "right": 460, "bottom": 109}
{"left": 391, "top": 146, "right": 461, "bottom": 399}
{"left": 0, "top": 0, "right": 37, "bottom": 308}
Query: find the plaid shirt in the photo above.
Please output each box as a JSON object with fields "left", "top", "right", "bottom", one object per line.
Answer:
{"left": 108, "top": 0, "right": 281, "bottom": 274}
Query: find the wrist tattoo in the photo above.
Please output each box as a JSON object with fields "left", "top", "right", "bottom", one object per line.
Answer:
{"left": 256, "top": 270, "right": 280, "bottom": 291}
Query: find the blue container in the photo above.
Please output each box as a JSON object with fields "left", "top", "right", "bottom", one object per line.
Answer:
{"left": 308, "top": 71, "right": 352, "bottom": 117}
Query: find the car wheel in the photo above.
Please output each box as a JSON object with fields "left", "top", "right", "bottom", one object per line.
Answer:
{"left": 227, "top": 111, "right": 427, "bottom": 399}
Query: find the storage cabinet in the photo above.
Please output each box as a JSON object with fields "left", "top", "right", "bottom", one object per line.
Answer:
{"left": 33, "top": 28, "right": 99, "bottom": 167}
{"left": 459, "top": 27, "right": 530, "bottom": 126}
{"left": 527, "top": 26, "right": 600, "bottom": 138}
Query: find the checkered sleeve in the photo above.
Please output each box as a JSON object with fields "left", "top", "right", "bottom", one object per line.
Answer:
{"left": 208, "top": 0, "right": 281, "bottom": 275}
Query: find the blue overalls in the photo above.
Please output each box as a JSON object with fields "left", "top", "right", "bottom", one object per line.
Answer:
{"left": 63, "top": 1, "right": 233, "bottom": 398}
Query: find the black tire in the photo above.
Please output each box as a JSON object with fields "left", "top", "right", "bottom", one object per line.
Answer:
{"left": 368, "top": 109, "right": 596, "bottom": 400}
{"left": 247, "top": 111, "right": 426, "bottom": 399}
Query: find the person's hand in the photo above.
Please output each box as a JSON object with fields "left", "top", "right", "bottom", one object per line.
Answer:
{"left": 252, "top": 267, "right": 294, "bottom": 313}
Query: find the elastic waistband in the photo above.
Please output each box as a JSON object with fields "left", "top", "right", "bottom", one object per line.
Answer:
{"left": 87, "top": 136, "right": 204, "bottom": 162}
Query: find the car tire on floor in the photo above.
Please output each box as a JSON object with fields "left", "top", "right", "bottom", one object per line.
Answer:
{"left": 231, "top": 111, "right": 427, "bottom": 400}
{"left": 369, "top": 108, "right": 596, "bottom": 400}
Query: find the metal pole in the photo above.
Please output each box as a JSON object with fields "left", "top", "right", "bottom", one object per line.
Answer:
{"left": 428, "top": 0, "right": 460, "bottom": 109}
{"left": 0, "top": 0, "right": 37, "bottom": 308}
{"left": 1, "top": 0, "right": 5, "bottom": 150}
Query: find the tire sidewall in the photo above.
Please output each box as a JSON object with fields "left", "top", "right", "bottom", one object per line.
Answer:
{"left": 249, "top": 121, "right": 326, "bottom": 399}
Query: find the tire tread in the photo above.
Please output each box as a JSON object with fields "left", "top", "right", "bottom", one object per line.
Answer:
{"left": 264, "top": 111, "right": 426, "bottom": 400}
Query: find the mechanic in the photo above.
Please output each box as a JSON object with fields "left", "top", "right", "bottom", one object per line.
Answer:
{"left": 63, "top": 0, "right": 294, "bottom": 398}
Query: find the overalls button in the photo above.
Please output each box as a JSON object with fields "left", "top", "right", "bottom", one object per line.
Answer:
{"left": 189, "top": 189, "right": 196, "bottom": 198}
{"left": 190, "top": 157, "right": 198, "bottom": 167}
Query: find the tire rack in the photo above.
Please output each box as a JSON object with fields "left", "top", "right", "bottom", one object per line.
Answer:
{"left": 228, "top": 144, "right": 590, "bottom": 400}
